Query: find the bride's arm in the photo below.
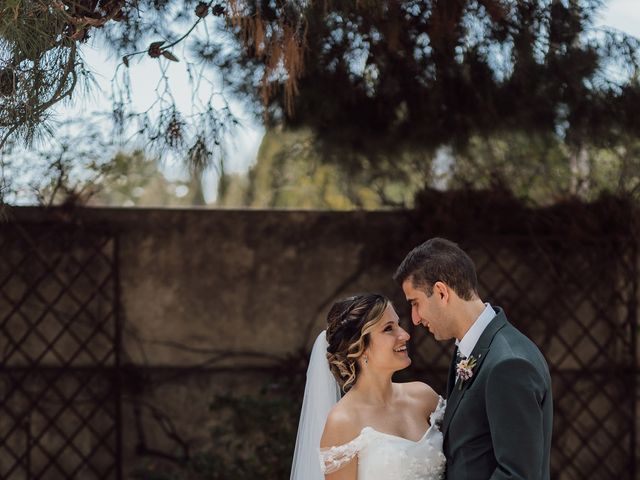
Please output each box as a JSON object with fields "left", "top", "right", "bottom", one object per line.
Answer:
{"left": 320, "top": 408, "right": 360, "bottom": 480}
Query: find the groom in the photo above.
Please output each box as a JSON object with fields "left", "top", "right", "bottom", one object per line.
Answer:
{"left": 394, "top": 238, "right": 552, "bottom": 480}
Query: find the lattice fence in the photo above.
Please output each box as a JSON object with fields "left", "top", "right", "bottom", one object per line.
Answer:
{"left": 0, "top": 223, "right": 121, "bottom": 480}
{"left": 407, "top": 235, "right": 638, "bottom": 480}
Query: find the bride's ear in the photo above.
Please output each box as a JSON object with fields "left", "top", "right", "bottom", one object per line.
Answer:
{"left": 359, "top": 350, "right": 369, "bottom": 367}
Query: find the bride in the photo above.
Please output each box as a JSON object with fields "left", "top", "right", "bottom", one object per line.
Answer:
{"left": 291, "top": 293, "right": 446, "bottom": 480}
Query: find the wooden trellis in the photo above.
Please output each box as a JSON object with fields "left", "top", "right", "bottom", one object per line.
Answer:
{"left": 0, "top": 223, "right": 121, "bottom": 480}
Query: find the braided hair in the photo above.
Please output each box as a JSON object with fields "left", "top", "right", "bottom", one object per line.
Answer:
{"left": 325, "top": 293, "right": 389, "bottom": 393}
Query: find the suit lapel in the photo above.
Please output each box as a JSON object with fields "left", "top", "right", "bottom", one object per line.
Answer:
{"left": 442, "top": 308, "right": 508, "bottom": 438}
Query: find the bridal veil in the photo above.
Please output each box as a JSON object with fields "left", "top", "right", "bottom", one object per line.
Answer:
{"left": 290, "top": 330, "right": 341, "bottom": 480}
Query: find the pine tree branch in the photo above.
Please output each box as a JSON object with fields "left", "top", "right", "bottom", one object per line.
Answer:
{"left": 0, "top": 43, "right": 78, "bottom": 150}
{"left": 121, "top": 2, "right": 213, "bottom": 64}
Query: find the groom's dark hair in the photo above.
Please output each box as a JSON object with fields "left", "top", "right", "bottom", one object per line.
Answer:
{"left": 393, "top": 238, "right": 478, "bottom": 301}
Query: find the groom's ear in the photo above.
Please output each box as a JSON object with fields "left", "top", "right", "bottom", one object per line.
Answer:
{"left": 433, "top": 281, "right": 449, "bottom": 302}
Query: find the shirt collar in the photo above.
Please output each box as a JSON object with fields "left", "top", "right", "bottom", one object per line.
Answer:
{"left": 455, "top": 303, "right": 496, "bottom": 358}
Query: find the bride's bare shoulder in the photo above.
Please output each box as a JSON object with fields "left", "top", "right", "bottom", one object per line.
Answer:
{"left": 320, "top": 397, "right": 363, "bottom": 448}
{"left": 398, "top": 381, "right": 440, "bottom": 412}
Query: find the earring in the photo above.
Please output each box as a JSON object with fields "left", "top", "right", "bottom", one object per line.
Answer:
{"left": 363, "top": 355, "right": 368, "bottom": 366}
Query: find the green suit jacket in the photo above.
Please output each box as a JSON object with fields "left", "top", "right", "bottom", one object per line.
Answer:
{"left": 443, "top": 307, "right": 553, "bottom": 480}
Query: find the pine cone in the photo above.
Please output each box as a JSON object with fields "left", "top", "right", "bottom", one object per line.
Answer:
{"left": 212, "top": 4, "right": 225, "bottom": 16}
{"left": 148, "top": 41, "right": 164, "bottom": 58}
{"left": 195, "top": 2, "right": 209, "bottom": 18}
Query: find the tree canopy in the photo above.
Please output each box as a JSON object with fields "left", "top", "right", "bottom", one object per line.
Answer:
{"left": 2, "top": 1, "right": 640, "bottom": 205}
{"left": 220, "top": 0, "right": 640, "bottom": 153}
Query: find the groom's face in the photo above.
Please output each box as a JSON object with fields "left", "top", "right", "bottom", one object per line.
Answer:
{"left": 402, "top": 278, "right": 452, "bottom": 341}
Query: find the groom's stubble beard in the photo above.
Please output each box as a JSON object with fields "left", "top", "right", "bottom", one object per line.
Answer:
{"left": 428, "top": 309, "right": 457, "bottom": 342}
{"left": 430, "top": 327, "right": 451, "bottom": 342}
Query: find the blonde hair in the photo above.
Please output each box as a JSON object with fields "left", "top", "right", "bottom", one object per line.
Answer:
{"left": 325, "top": 294, "right": 389, "bottom": 393}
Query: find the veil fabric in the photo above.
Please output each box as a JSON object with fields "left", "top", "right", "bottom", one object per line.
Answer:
{"left": 290, "top": 330, "right": 341, "bottom": 480}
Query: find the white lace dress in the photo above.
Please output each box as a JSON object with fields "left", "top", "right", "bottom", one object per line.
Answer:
{"left": 319, "top": 396, "right": 446, "bottom": 480}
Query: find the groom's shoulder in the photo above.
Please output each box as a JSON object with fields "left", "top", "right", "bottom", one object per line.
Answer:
{"left": 489, "top": 324, "right": 550, "bottom": 376}
{"left": 493, "top": 323, "right": 533, "bottom": 348}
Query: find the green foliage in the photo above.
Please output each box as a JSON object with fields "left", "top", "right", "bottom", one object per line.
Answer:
{"left": 0, "top": 0, "right": 303, "bottom": 165}
{"left": 0, "top": 1, "right": 84, "bottom": 147}
{"left": 208, "top": 0, "right": 640, "bottom": 206}
{"left": 445, "top": 132, "right": 640, "bottom": 203}
{"left": 217, "top": 127, "right": 431, "bottom": 208}
{"left": 203, "top": 391, "right": 300, "bottom": 478}
{"left": 132, "top": 376, "right": 304, "bottom": 480}
{"left": 0, "top": 121, "right": 205, "bottom": 207}
{"left": 89, "top": 150, "right": 204, "bottom": 207}
{"left": 217, "top": 127, "right": 640, "bottom": 208}
{"left": 3, "top": 1, "right": 640, "bottom": 207}
{"left": 214, "top": 1, "right": 640, "bottom": 155}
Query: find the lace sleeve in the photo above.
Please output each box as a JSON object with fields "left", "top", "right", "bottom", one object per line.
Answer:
{"left": 318, "top": 434, "right": 363, "bottom": 474}
{"left": 429, "top": 395, "right": 446, "bottom": 428}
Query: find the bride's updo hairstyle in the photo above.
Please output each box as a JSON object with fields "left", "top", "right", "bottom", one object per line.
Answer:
{"left": 325, "top": 293, "right": 389, "bottom": 393}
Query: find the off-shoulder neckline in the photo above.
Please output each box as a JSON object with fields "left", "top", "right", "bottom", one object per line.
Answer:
{"left": 360, "top": 423, "right": 432, "bottom": 443}
{"left": 321, "top": 396, "right": 445, "bottom": 450}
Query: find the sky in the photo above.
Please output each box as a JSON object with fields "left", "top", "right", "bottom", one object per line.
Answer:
{"left": 598, "top": 0, "right": 640, "bottom": 36}
{"left": 22, "top": 0, "right": 640, "bottom": 203}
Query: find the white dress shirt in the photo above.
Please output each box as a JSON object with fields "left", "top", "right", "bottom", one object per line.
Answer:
{"left": 455, "top": 303, "right": 497, "bottom": 358}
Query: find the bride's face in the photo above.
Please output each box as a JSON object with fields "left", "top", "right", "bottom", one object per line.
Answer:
{"left": 364, "top": 304, "right": 411, "bottom": 371}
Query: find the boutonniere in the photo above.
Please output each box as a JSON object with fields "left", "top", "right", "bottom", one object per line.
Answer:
{"left": 456, "top": 355, "right": 477, "bottom": 390}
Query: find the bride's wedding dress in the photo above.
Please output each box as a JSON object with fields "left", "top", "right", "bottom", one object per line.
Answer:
{"left": 319, "top": 396, "right": 446, "bottom": 480}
